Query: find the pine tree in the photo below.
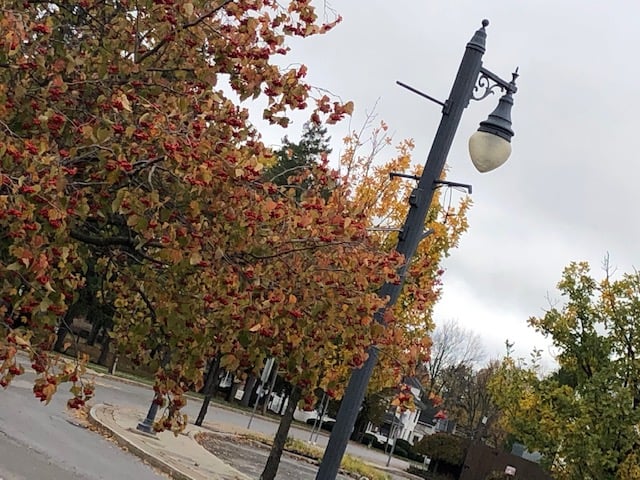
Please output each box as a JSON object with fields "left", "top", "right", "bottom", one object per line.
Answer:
{"left": 265, "top": 122, "right": 331, "bottom": 188}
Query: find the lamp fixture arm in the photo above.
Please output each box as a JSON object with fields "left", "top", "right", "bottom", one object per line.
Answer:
{"left": 472, "top": 67, "right": 519, "bottom": 102}
{"left": 480, "top": 67, "right": 518, "bottom": 93}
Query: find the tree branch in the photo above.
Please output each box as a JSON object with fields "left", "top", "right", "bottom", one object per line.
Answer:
{"left": 136, "top": 0, "right": 234, "bottom": 64}
{"left": 70, "top": 230, "right": 136, "bottom": 248}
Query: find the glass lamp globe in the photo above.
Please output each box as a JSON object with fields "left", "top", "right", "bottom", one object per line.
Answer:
{"left": 468, "top": 130, "right": 512, "bottom": 173}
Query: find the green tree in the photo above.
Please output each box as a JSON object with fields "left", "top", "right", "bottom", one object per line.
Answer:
{"left": 264, "top": 122, "right": 331, "bottom": 187}
{"left": 414, "top": 432, "right": 468, "bottom": 476}
{"left": 490, "top": 261, "right": 640, "bottom": 480}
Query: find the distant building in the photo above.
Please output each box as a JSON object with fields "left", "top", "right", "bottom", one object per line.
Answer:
{"left": 511, "top": 442, "right": 543, "bottom": 463}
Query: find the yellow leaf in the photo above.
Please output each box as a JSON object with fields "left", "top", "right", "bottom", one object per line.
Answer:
{"left": 288, "top": 294, "right": 297, "bottom": 304}
{"left": 14, "top": 335, "right": 30, "bottom": 347}
{"left": 249, "top": 323, "right": 261, "bottom": 332}
{"left": 119, "top": 94, "right": 131, "bottom": 112}
{"left": 96, "top": 127, "right": 111, "bottom": 143}
{"left": 43, "top": 383, "right": 56, "bottom": 405}
{"left": 189, "top": 252, "right": 202, "bottom": 265}
{"left": 343, "top": 101, "right": 354, "bottom": 115}
{"left": 126, "top": 214, "right": 139, "bottom": 227}
{"left": 183, "top": 2, "right": 194, "bottom": 16}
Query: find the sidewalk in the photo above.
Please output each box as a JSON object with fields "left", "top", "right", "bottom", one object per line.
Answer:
{"left": 87, "top": 367, "right": 419, "bottom": 480}
{"left": 89, "top": 404, "right": 250, "bottom": 480}
{"left": 89, "top": 404, "right": 418, "bottom": 480}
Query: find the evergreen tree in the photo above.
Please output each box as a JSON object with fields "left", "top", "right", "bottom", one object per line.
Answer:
{"left": 265, "top": 122, "right": 331, "bottom": 187}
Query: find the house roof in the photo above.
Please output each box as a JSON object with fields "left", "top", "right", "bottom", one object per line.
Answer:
{"left": 382, "top": 411, "right": 404, "bottom": 429}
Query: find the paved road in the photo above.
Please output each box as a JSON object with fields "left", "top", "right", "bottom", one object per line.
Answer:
{"left": 0, "top": 369, "right": 408, "bottom": 479}
{"left": 91, "top": 372, "right": 409, "bottom": 471}
{"left": 0, "top": 377, "right": 166, "bottom": 480}
{"left": 0, "top": 428, "right": 87, "bottom": 480}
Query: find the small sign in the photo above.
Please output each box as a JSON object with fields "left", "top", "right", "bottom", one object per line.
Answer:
{"left": 505, "top": 465, "right": 517, "bottom": 476}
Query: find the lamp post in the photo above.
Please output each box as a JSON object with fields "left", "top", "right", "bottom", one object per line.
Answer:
{"left": 315, "top": 20, "right": 518, "bottom": 480}
{"left": 137, "top": 349, "right": 171, "bottom": 434}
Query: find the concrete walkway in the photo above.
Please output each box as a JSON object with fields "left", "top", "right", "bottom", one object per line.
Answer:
{"left": 89, "top": 403, "right": 420, "bottom": 480}
{"left": 90, "top": 404, "right": 250, "bottom": 480}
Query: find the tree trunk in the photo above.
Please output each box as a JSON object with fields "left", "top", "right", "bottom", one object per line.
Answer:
{"left": 240, "top": 375, "right": 258, "bottom": 407}
{"left": 260, "top": 386, "right": 301, "bottom": 480}
{"left": 97, "top": 330, "right": 111, "bottom": 366}
{"left": 86, "top": 313, "right": 101, "bottom": 346}
{"left": 278, "top": 390, "right": 289, "bottom": 415}
{"left": 195, "top": 356, "right": 221, "bottom": 426}
{"left": 109, "top": 354, "right": 118, "bottom": 375}
{"left": 261, "top": 368, "right": 278, "bottom": 416}
{"left": 54, "top": 302, "right": 84, "bottom": 352}
{"left": 53, "top": 316, "right": 72, "bottom": 352}
{"left": 227, "top": 375, "right": 238, "bottom": 402}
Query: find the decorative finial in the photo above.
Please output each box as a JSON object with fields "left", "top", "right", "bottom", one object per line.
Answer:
{"left": 482, "top": 19, "right": 490, "bottom": 28}
{"left": 511, "top": 67, "right": 519, "bottom": 83}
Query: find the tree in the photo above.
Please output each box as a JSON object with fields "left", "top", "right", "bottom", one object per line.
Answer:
{"left": 489, "top": 261, "right": 640, "bottom": 479}
{"left": 0, "top": 4, "right": 470, "bottom": 478}
{"left": 437, "top": 361, "right": 503, "bottom": 445}
{"left": 0, "top": 0, "right": 348, "bottom": 410}
{"left": 414, "top": 432, "right": 469, "bottom": 477}
{"left": 326, "top": 121, "right": 472, "bottom": 402}
{"left": 264, "top": 122, "right": 331, "bottom": 187}
{"left": 422, "top": 318, "right": 485, "bottom": 400}
{"left": 260, "top": 119, "right": 472, "bottom": 478}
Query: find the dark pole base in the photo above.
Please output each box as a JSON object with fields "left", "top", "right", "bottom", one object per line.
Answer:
{"left": 136, "top": 400, "right": 159, "bottom": 434}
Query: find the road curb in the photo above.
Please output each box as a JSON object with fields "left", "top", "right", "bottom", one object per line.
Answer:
{"left": 88, "top": 404, "right": 195, "bottom": 480}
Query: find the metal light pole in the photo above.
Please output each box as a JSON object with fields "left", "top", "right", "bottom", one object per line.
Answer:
{"left": 136, "top": 400, "right": 160, "bottom": 434}
{"left": 315, "top": 20, "right": 518, "bottom": 480}
{"left": 137, "top": 349, "right": 171, "bottom": 434}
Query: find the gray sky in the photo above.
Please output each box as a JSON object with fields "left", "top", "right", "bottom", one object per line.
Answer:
{"left": 252, "top": 1, "right": 640, "bottom": 367}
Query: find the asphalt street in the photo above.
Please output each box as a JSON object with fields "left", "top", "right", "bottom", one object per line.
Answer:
{"left": 0, "top": 369, "right": 408, "bottom": 479}
{"left": 0, "top": 377, "right": 166, "bottom": 480}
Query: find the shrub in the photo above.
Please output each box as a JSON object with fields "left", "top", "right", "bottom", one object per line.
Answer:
{"left": 395, "top": 438, "right": 413, "bottom": 452}
{"left": 408, "top": 450, "right": 426, "bottom": 463}
{"left": 393, "top": 446, "right": 408, "bottom": 458}
{"left": 414, "top": 433, "right": 468, "bottom": 467}
{"left": 361, "top": 433, "right": 377, "bottom": 446}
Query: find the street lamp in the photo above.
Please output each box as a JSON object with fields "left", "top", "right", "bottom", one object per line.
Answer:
{"left": 469, "top": 77, "right": 516, "bottom": 172}
{"left": 315, "top": 19, "right": 518, "bottom": 480}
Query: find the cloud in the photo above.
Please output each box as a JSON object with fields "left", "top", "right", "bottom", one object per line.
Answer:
{"left": 253, "top": 1, "right": 640, "bottom": 367}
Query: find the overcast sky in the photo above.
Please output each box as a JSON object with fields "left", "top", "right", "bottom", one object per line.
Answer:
{"left": 251, "top": 1, "right": 640, "bottom": 368}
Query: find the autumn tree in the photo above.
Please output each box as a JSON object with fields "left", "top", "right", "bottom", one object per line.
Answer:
{"left": 328, "top": 121, "right": 472, "bottom": 400}
{"left": 0, "top": 3, "right": 472, "bottom": 478}
{"left": 490, "top": 261, "right": 640, "bottom": 480}
{"left": 0, "top": 4, "right": 432, "bottom": 479}
{"left": 260, "top": 118, "right": 473, "bottom": 477}
{"left": 0, "top": 0, "right": 351, "bottom": 408}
